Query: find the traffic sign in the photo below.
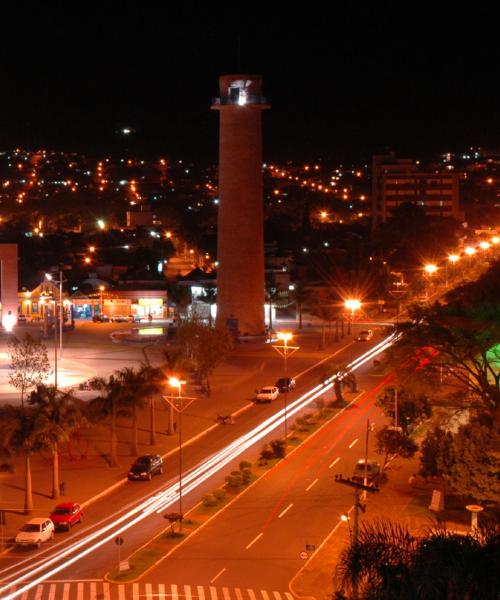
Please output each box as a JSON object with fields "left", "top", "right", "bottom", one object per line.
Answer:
{"left": 300, "top": 551, "right": 308, "bottom": 560}
{"left": 115, "top": 536, "right": 124, "bottom": 546}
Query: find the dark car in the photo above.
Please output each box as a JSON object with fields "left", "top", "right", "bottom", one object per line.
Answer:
{"left": 128, "top": 454, "right": 163, "bottom": 480}
{"left": 92, "top": 314, "right": 110, "bottom": 323}
{"left": 49, "top": 502, "right": 83, "bottom": 530}
{"left": 275, "top": 377, "right": 296, "bottom": 392}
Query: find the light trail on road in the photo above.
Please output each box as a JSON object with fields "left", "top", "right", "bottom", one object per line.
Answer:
{"left": 0, "top": 334, "right": 395, "bottom": 600}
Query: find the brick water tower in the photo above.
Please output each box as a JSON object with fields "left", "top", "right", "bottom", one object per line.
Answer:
{"left": 212, "top": 75, "right": 269, "bottom": 335}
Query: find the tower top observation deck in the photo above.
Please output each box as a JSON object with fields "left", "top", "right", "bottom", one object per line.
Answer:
{"left": 212, "top": 74, "right": 269, "bottom": 108}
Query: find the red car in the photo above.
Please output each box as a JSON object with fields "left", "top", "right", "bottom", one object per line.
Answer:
{"left": 49, "top": 502, "right": 83, "bottom": 530}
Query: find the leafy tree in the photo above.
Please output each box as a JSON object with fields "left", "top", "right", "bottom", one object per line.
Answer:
{"left": 392, "top": 262, "right": 500, "bottom": 420}
{"left": 138, "top": 364, "right": 166, "bottom": 446}
{"left": 28, "top": 385, "right": 83, "bottom": 499}
{"left": 114, "top": 367, "right": 145, "bottom": 456}
{"left": 0, "top": 406, "right": 44, "bottom": 513}
{"left": 335, "top": 519, "right": 500, "bottom": 600}
{"left": 376, "top": 426, "right": 418, "bottom": 470}
{"left": 376, "top": 386, "right": 432, "bottom": 432}
{"left": 419, "top": 426, "right": 453, "bottom": 479}
{"left": 8, "top": 335, "right": 51, "bottom": 409}
{"left": 436, "top": 421, "right": 500, "bottom": 503}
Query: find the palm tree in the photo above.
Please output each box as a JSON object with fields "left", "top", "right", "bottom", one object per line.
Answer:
{"left": 335, "top": 519, "right": 500, "bottom": 599}
{"left": 28, "top": 385, "right": 83, "bottom": 499}
{"left": 87, "top": 374, "right": 124, "bottom": 467}
{"left": 138, "top": 364, "right": 166, "bottom": 446}
{"left": 0, "top": 405, "right": 44, "bottom": 514}
{"left": 115, "top": 367, "right": 148, "bottom": 456}
{"left": 291, "top": 280, "right": 311, "bottom": 329}
{"left": 310, "top": 295, "right": 337, "bottom": 349}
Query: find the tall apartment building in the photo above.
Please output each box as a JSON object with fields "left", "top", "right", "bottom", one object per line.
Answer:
{"left": 372, "top": 153, "right": 461, "bottom": 226}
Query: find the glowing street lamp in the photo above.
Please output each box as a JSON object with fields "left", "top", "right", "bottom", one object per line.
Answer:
{"left": 273, "top": 332, "right": 299, "bottom": 455}
{"left": 344, "top": 299, "right": 361, "bottom": 335}
{"left": 424, "top": 264, "right": 438, "bottom": 300}
{"left": 464, "top": 246, "right": 476, "bottom": 256}
{"left": 479, "top": 241, "right": 490, "bottom": 250}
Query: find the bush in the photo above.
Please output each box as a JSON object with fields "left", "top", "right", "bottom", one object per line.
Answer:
{"left": 213, "top": 488, "right": 227, "bottom": 502}
{"left": 239, "top": 460, "right": 252, "bottom": 471}
{"left": 315, "top": 397, "right": 326, "bottom": 410}
{"left": 270, "top": 439, "right": 286, "bottom": 458}
{"left": 241, "top": 467, "right": 252, "bottom": 485}
{"left": 260, "top": 446, "right": 274, "bottom": 461}
{"left": 225, "top": 471, "right": 243, "bottom": 489}
{"left": 202, "top": 493, "right": 218, "bottom": 507}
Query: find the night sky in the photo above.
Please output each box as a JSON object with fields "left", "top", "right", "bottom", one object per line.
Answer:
{"left": 1, "top": 3, "right": 498, "bottom": 164}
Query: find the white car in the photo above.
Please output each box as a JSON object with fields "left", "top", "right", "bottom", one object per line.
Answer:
{"left": 357, "top": 329, "right": 373, "bottom": 341}
{"left": 16, "top": 518, "right": 55, "bottom": 548}
{"left": 255, "top": 386, "right": 279, "bottom": 403}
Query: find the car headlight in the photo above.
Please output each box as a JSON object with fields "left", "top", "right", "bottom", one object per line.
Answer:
{"left": 141, "top": 472, "right": 147, "bottom": 476}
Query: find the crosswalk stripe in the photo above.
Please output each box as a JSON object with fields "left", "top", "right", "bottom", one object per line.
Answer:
{"left": 77, "top": 582, "right": 84, "bottom": 600}
{"left": 20, "top": 589, "right": 29, "bottom": 600}
{"left": 285, "top": 593, "right": 295, "bottom": 600}
{"left": 133, "top": 582, "right": 140, "bottom": 600}
{"left": 48, "top": 583, "right": 57, "bottom": 600}
{"left": 62, "top": 582, "right": 70, "bottom": 600}
{"left": 210, "top": 586, "right": 218, "bottom": 600}
{"left": 273, "top": 592, "right": 282, "bottom": 600}
{"left": 222, "top": 587, "right": 231, "bottom": 600}
{"left": 197, "top": 585, "right": 205, "bottom": 600}
{"left": 261, "top": 591, "right": 271, "bottom": 600}
{"left": 158, "top": 583, "right": 166, "bottom": 600}
{"left": 103, "top": 582, "right": 111, "bottom": 600}
{"left": 146, "top": 583, "right": 153, "bottom": 599}
{"left": 172, "top": 583, "right": 179, "bottom": 600}
{"left": 235, "top": 588, "right": 244, "bottom": 600}
{"left": 247, "top": 589, "right": 257, "bottom": 600}
{"left": 34, "top": 585, "right": 43, "bottom": 600}
{"left": 185, "top": 584, "right": 192, "bottom": 600}
{"left": 118, "top": 584, "right": 126, "bottom": 600}
{"left": 90, "top": 581, "right": 97, "bottom": 600}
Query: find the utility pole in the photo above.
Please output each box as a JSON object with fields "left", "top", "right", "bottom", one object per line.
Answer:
{"left": 334, "top": 475, "right": 379, "bottom": 600}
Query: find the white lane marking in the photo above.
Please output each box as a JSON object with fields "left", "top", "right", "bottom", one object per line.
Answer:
{"left": 306, "top": 478, "right": 318, "bottom": 491}
{"left": 273, "top": 593, "right": 282, "bottom": 600}
{"left": 77, "top": 582, "right": 84, "bottom": 600}
{"left": 210, "top": 568, "right": 226, "bottom": 584}
{"left": 247, "top": 590, "right": 257, "bottom": 600}
{"left": 329, "top": 457, "right": 340, "bottom": 468}
{"left": 222, "top": 587, "right": 231, "bottom": 600}
{"left": 185, "top": 584, "right": 192, "bottom": 600}
{"left": 146, "top": 584, "right": 154, "bottom": 599}
{"left": 158, "top": 584, "right": 166, "bottom": 600}
{"left": 278, "top": 503, "right": 294, "bottom": 518}
{"left": 349, "top": 438, "right": 359, "bottom": 448}
{"left": 172, "top": 584, "right": 179, "bottom": 600}
{"left": 245, "top": 532, "right": 264, "bottom": 550}
{"left": 118, "top": 584, "right": 126, "bottom": 600}
{"left": 48, "top": 584, "right": 56, "bottom": 600}
{"left": 197, "top": 586, "right": 205, "bottom": 600}
{"left": 90, "top": 582, "right": 97, "bottom": 600}
{"left": 133, "top": 582, "right": 140, "bottom": 600}
{"left": 285, "top": 594, "right": 295, "bottom": 600}
{"left": 210, "top": 585, "right": 218, "bottom": 600}
{"left": 34, "top": 586, "right": 43, "bottom": 600}
{"left": 262, "top": 591, "right": 271, "bottom": 600}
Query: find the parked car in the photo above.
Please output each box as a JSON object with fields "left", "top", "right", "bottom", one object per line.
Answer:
{"left": 49, "top": 502, "right": 83, "bottom": 530}
{"left": 255, "top": 386, "right": 280, "bottom": 403}
{"left": 128, "top": 454, "right": 163, "bottom": 480}
{"left": 16, "top": 518, "right": 55, "bottom": 548}
{"left": 275, "top": 377, "right": 296, "bottom": 392}
{"left": 352, "top": 459, "right": 381, "bottom": 484}
{"left": 110, "top": 315, "right": 130, "bottom": 323}
{"left": 17, "top": 314, "right": 27, "bottom": 323}
{"left": 92, "top": 314, "right": 110, "bottom": 323}
{"left": 356, "top": 329, "right": 373, "bottom": 341}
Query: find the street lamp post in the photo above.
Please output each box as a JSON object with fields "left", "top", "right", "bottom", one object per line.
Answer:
{"left": 164, "top": 377, "right": 196, "bottom": 532}
{"left": 273, "top": 332, "right": 299, "bottom": 455}
{"left": 99, "top": 285, "right": 105, "bottom": 316}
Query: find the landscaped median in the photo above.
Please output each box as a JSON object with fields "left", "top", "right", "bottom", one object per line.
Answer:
{"left": 105, "top": 394, "right": 355, "bottom": 583}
